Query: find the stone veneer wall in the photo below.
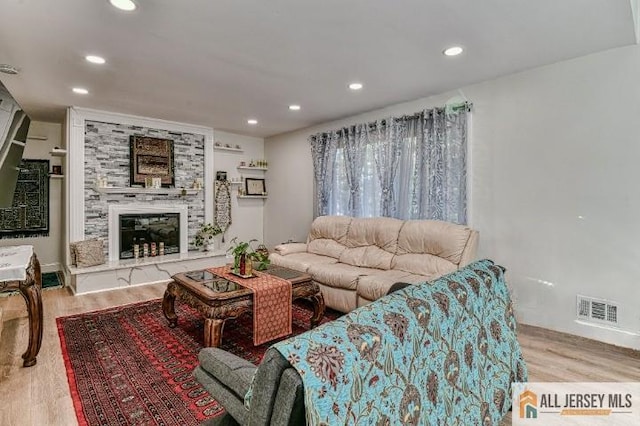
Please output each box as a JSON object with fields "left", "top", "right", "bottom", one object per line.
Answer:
{"left": 84, "top": 120, "right": 205, "bottom": 255}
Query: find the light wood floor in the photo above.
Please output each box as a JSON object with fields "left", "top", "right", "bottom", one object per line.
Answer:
{"left": 0, "top": 284, "right": 638, "bottom": 426}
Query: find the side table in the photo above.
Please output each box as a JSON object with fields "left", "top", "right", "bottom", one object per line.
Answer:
{"left": 0, "top": 245, "right": 44, "bottom": 367}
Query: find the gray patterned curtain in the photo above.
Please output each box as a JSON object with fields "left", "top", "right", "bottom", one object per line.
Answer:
{"left": 412, "top": 106, "right": 468, "bottom": 223}
{"left": 368, "top": 120, "right": 405, "bottom": 217}
{"left": 309, "top": 103, "right": 468, "bottom": 223}
{"left": 341, "top": 125, "right": 367, "bottom": 216}
{"left": 309, "top": 133, "right": 338, "bottom": 216}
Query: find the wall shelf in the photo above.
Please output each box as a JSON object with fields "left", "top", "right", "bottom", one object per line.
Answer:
{"left": 49, "top": 175, "right": 64, "bottom": 179}
{"left": 237, "top": 166, "right": 267, "bottom": 171}
{"left": 50, "top": 148, "right": 67, "bottom": 157}
{"left": 237, "top": 195, "right": 268, "bottom": 199}
{"left": 93, "top": 186, "right": 202, "bottom": 195}
{"left": 214, "top": 146, "right": 243, "bottom": 152}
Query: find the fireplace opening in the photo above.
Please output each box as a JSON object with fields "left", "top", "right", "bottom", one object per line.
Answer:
{"left": 119, "top": 213, "right": 180, "bottom": 259}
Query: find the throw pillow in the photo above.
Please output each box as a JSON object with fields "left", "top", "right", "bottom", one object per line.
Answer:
{"left": 69, "top": 237, "right": 98, "bottom": 266}
{"left": 73, "top": 239, "right": 106, "bottom": 268}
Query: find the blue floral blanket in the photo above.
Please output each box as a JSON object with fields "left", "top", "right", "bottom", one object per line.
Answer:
{"left": 267, "top": 259, "right": 527, "bottom": 425}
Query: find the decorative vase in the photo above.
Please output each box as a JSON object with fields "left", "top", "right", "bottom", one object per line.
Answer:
{"left": 238, "top": 253, "right": 246, "bottom": 275}
{"left": 238, "top": 253, "right": 252, "bottom": 276}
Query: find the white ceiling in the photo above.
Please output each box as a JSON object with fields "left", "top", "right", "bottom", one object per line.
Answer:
{"left": 0, "top": 0, "right": 636, "bottom": 138}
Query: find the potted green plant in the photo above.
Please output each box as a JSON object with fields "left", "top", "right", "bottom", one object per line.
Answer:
{"left": 227, "top": 237, "right": 257, "bottom": 275}
{"left": 227, "top": 238, "right": 270, "bottom": 275}
{"left": 194, "top": 223, "right": 222, "bottom": 251}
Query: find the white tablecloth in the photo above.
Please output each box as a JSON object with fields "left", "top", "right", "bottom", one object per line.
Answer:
{"left": 0, "top": 245, "right": 33, "bottom": 282}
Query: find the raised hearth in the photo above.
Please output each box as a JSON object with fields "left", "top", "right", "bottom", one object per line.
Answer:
{"left": 68, "top": 250, "right": 228, "bottom": 294}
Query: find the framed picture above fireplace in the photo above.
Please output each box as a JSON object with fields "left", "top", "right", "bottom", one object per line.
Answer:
{"left": 130, "top": 135, "right": 175, "bottom": 188}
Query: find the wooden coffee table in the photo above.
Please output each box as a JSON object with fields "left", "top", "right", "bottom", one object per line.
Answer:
{"left": 162, "top": 264, "right": 325, "bottom": 347}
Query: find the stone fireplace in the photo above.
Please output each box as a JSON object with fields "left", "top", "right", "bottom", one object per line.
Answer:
{"left": 66, "top": 107, "right": 217, "bottom": 294}
{"left": 108, "top": 204, "right": 188, "bottom": 261}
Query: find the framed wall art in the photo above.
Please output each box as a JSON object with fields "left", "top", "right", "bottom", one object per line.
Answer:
{"left": 245, "top": 178, "right": 266, "bottom": 196}
{"left": 129, "top": 135, "right": 175, "bottom": 187}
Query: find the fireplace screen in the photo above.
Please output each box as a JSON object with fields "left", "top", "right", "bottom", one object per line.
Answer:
{"left": 119, "top": 213, "right": 180, "bottom": 259}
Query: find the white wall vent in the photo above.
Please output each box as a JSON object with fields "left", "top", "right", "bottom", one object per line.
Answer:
{"left": 576, "top": 295, "right": 619, "bottom": 325}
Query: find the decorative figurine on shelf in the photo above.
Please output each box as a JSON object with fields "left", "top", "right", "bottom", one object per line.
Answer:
{"left": 194, "top": 223, "right": 223, "bottom": 251}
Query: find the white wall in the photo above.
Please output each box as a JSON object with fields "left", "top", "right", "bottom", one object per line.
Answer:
{"left": 0, "top": 122, "right": 64, "bottom": 272}
{"left": 212, "top": 130, "right": 266, "bottom": 250}
{"left": 265, "top": 44, "right": 640, "bottom": 350}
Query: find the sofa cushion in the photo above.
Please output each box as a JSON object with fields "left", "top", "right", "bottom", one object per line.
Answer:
{"left": 396, "top": 219, "right": 473, "bottom": 265}
{"left": 269, "top": 252, "right": 337, "bottom": 273}
{"left": 345, "top": 217, "right": 403, "bottom": 252}
{"left": 307, "top": 263, "right": 380, "bottom": 290}
{"left": 392, "top": 253, "right": 457, "bottom": 277}
{"left": 338, "top": 246, "right": 394, "bottom": 270}
{"left": 357, "top": 271, "right": 435, "bottom": 302}
{"left": 199, "top": 348, "right": 256, "bottom": 399}
{"left": 334, "top": 217, "right": 402, "bottom": 270}
{"left": 308, "top": 215, "right": 352, "bottom": 244}
{"left": 355, "top": 270, "right": 414, "bottom": 301}
{"left": 307, "top": 238, "right": 347, "bottom": 259}
{"left": 193, "top": 367, "right": 249, "bottom": 425}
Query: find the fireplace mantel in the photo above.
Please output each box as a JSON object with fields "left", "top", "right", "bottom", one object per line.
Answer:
{"left": 93, "top": 186, "right": 202, "bottom": 195}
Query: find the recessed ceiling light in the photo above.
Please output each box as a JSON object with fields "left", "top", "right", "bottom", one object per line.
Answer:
{"left": 109, "top": 0, "right": 136, "bottom": 11}
{"left": 348, "top": 82, "right": 363, "bottom": 90}
{"left": 288, "top": 105, "right": 301, "bottom": 111}
{"left": 443, "top": 46, "right": 464, "bottom": 56}
{"left": 85, "top": 55, "right": 106, "bottom": 64}
{"left": 247, "top": 119, "right": 258, "bottom": 125}
{"left": 72, "top": 87, "right": 89, "bottom": 95}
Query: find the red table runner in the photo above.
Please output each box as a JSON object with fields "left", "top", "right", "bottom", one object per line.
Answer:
{"left": 207, "top": 265, "right": 292, "bottom": 345}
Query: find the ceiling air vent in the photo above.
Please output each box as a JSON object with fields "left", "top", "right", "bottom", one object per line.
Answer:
{"left": 576, "top": 295, "right": 619, "bottom": 325}
{"left": 0, "top": 64, "right": 19, "bottom": 75}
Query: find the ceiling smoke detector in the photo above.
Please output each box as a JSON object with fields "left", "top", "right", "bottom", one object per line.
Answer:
{"left": 0, "top": 64, "right": 19, "bottom": 75}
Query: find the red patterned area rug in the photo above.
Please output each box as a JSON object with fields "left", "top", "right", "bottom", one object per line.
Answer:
{"left": 57, "top": 299, "right": 338, "bottom": 426}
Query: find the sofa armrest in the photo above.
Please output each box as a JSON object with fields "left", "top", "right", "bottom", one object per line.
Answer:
{"left": 198, "top": 348, "right": 257, "bottom": 398}
{"left": 269, "top": 368, "right": 305, "bottom": 426}
{"left": 272, "top": 243, "right": 307, "bottom": 256}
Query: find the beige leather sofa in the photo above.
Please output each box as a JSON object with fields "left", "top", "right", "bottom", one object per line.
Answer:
{"left": 270, "top": 215, "right": 478, "bottom": 312}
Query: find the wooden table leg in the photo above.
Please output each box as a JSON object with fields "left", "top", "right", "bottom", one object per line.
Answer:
{"left": 204, "top": 318, "right": 225, "bottom": 347}
{"left": 19, "top": 254, "right": 43, "bottom": 368}
{"left": 162, "top": 282, "right": 178, "bottom": 328}
{"left": 309, "top": 293, "right": 325, "bottom": 328}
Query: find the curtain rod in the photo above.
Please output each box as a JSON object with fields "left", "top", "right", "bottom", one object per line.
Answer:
{"left": 310, "top": 102, "right": 473, "bottom": 140}
{"left": 319, "top": 102, "right": 473, "bottom": 136}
